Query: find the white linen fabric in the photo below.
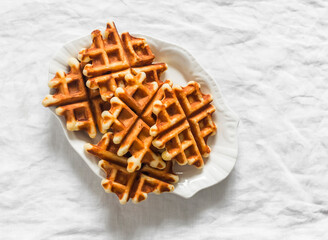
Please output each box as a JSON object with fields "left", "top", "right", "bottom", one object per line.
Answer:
{"left": 1, "top": 0, "right": 327, "bottom": 239}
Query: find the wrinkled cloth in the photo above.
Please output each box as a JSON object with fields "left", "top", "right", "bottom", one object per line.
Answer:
{"left": 1, "top": 0, "right": 328, "bottom": 239}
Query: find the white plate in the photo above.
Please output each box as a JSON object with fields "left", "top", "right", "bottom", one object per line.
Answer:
{"left": 48, "top": 30, "right": 240, "bottom": 198}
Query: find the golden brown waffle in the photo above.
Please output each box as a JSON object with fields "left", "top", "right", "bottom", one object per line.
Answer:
{"left": 43, "top": 58, "right": 97, "bottom": 138}
{"left": 84, "top": 131, "right": 130, "bottom": 166}
{"left": 78, "top": 22, "right": 129, "bottom": 77}
{"left": 56, "top": 101, "right": 97, "bottom": 138}
{"left": 86, "top": 119, "right": 165, "bottom": 172}
{"left": 121, "top": 32, "right": 155, "bottom": 67}
{"left": 117, "top": 119, "right": 165, "bottom": 172}
{"left": 42, "top": 58, "right": 87, "bottom": 107}
{"left": 88, "top": 88, "right": 101, "bottom": 99}
{"left": 150, "top": 83, "right": 204, "bottom": 168}
{"left": 43, "top": 23, "right": 167, "bottom": 140}
{"left": 130, "top": 161, "right": 177, "bottom": 203}
{"left": 86, "top": 63, "right": 167, "bottom": 105}
{"left": 115, "top": 71, "right": 159, "bottom": 115}
{"left": 154, "top": 120, "right": 203, "bottom": 167}
{"left": 173, "top": 81, "right": 213, "bottom": 116}
{"left": 141, "top": 80, "right": 172, "bottom": 126}
{"left": 101, "top": 97, "right": 138, "bottom": 144}
{"left": 98, "top": 159, "right": 178, "bottom": 204}
{"left": 99, "top": 160, "right": 136, "bottom": 204}
{"left": 90, "top": 97, "right": 111, "bottom": 134}
{"left": 86, "top": 68, "right": 131, "bottom": 102}
{"left": 132, "top": 63, "right": 167, "bottom": 83}
{"left": 118, "top": 63, "right": 167, "bottom": 115}
{"left": 174, "top": 81, "right": 217, "bottom": 157}
{"left": 85, "top": 132, "right": 177, "bottom": 203}
{"left": 150, "top": 83, "right": 186, "bottom": 137}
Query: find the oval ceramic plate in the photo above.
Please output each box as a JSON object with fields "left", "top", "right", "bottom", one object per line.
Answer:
{"left": 48, "top": 29, "right": 239, "bottom": 198}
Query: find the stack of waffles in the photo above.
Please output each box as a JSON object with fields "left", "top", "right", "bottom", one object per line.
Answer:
{"left": 42, "top": 22, "right": 217, "bottom": 204}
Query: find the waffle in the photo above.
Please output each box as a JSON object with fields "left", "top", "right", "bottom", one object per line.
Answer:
{"left": 78, "top": 22, "right": 129, "bottom": 77}
{"left": 98, "top": 159, "right": 178, "bottom": 204}
{"left": 174, "top": 81, "right": 217, "bottom": 157}
{"left": 84, "top": 131, "right": 130, "bottom": 166}
{"left": 43, "top": 23, "right": 167, "bottom": 140}
{"left": 88, "top": 88, "right": 101, "bottom": 99}
{"left": 156, "top": 119, "right": 203, "bottom": 167}
{"left": 121, "top": 32, "right": 155, "bottom": 67}
{"left": 130, "top": 161, "right": 177, "bottom": 203}
{"left": 86, "top": 63, "right": 167, "bottom": 105}
{"left": 86, "top": 68, "right": 131, "bottom": 101}
{"left": 115, "top": 71, "right": 159, "bottom": 115}
{"left": 132, "top": 63, "right": 167, "bottom": 82}
{"left": 56, "top": 101, "right": 97, "bottom": 138}
{"left": 141, "top": 80, "right": 172, "bottom": 126}
{"left": 85, "top": 131, "right": 170, "bottom": 175}
{"left": 101, "top": 97, "right": 138, "bottom": 144}
{"left": 124, "top": 63, "right": 167, "bottom": 115}
{"left": 42, "top": 58, "right": 97, "bottom": 138}
{"left": 42, "top": 58, "right": 87, "bottom": 107}
{"left": 85, "top": 133, "right": 175, "bottom": 203}
{"left": 90, "top": 97, "right": 111, "bottom": 134}
{"left": 150, "top": 83, "right": 204, "bottom": 168}
{"left": 117, "top": 119, "right": 165, "bottom": 172}
{"left": 86, "top": 118, "right": 165, "bottom": 172}
{"left": 150, "top": 83, "right": 186, "bottom": 137}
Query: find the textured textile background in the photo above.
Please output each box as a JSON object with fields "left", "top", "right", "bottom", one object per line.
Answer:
{"left": 1, "top": 0, "right": 328, "bottom": 239}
